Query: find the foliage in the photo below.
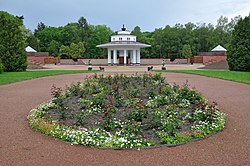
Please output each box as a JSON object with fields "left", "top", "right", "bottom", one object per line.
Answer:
{"left": 27, "top": 74, "right": 226, "bottom": 149}
{"left": 227, "top": 15, "right": 250, "bottom": 71}
{"left": 85, "top": 25, "right": 114, "bottom": 58}
{"left": 0, "top": 58, "right": 3, "bottom": 73}
{"left": 25, "top": 29, "right": 40, "bottom": 51}
{"left": 35, "top": 26, "right": 63, "bottom": 52}
{"left": 156, "top": 70, "right": 250, "bottom": 84}
{"left": 0, "top": 11, "right": 27, "bottom": 71}
{"left": 78, "top": 16, "right": 90, "bottom": 42}
{"left": 159, "top": 134, "right": 192, "bottom": 144}
{"left": 70, "top": 42, "right": 85, "bottom": 60}
{"left": 49, "top": 40, "right": 60, "bottom": 57}
{"left": 59, "top": 42, "right": 85, "bottom": 59}
{"left": 30, "top": 15, "right": 241, "bottom": 59}
{"left": 34, "top": 22, "right": 46, "bottom": 35}
{"left": 182, "top": 44, "right": 192, "bottom": 58}
{"left": 59, "top": 45, "right": 71, "bottom": 59}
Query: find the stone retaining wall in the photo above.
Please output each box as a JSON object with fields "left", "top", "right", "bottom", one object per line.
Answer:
{"left": 60, "top": 58, "right": 188, "bottom": 65}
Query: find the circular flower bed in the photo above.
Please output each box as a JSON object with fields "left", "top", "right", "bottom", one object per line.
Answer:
{"left": 28, "top": 74, "right": 226, "bottom": 149}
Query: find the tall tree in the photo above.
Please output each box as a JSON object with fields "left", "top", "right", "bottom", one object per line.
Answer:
{"left": 61, "top": 23, "right": 81, "bottom": 45}
{"left": 78, "top": 16, "right": 89, "bottom": 41}
{"left": 35, "top": 27, "right": 63, "bottom": 52}
{"left": 86, "top": 25, "right": 113, "bottom": 58}
{"left": 0, "top": 11, "right": 27, "bottom": 71}
{"left": 227, "top": 15, "right": 250, "bottom": 71}
{"left": 34, "top": 22, "right": 46, "bottom": 35}
{"left": 131, "top": 26, "right": 143, "bottom": 41}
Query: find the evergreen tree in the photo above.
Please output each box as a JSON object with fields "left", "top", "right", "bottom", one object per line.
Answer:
{"left": 78, "top": 17, "right": 89, "bottom": 41}
{"left": 0, "top": 11, "right": 27, "bottom": 71}
{"left": 34, "top": 22, "right": 46, "bottom": 35}
{"left": 227, "top": 15, "right": 250, "bottom": 71}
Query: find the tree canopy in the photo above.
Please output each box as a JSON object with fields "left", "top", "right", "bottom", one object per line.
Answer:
{"left": 25, "top": 15, "right": 242, "bottom": 59}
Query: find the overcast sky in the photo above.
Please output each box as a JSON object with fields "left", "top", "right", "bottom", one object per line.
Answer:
{"left": 0, "top": 0, "right": 249, "bottom": 32}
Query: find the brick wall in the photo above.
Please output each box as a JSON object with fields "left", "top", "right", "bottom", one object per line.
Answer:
{"left": 193, "top": 55, "right": 226, "bottom": 65}
{"left": 202, "top": 56, "right": 227, "bottom": 65}
{"left": 193, "top": 56, "right": 203, "bottom": 63}
{"left": 192, "top": 52, "right": 227, "bottom": 65}
{"left": 28, "top": 57, "right": 45, "bottom": 65}
{"left": 28, "top": 56, "right": 59, "bottom": 65}
{"left": 27, "top": 52, "right": 49, "bottom": 57}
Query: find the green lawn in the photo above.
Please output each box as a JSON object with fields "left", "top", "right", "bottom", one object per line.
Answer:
{"left": 156, "top": 70, "right": 250, "bottom": 84}
{"left": 0, "top": 70, "right": 98, "bottom": 85}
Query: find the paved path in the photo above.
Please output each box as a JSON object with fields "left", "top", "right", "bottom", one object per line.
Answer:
{"left": 41, "top": 64, "right": 205, "bottom": 72}
{"left": 0, "top": 73, "right": 249, "bottom": 166}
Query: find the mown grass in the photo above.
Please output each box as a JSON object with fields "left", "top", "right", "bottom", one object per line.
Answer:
{"left": 0, "top": 70, "right": 98, "bottom": 85}
{"left": 156, "top": 70, "right": 250, "bottom": 84}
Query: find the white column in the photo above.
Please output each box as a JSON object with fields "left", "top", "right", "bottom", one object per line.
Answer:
{"left": 133, "top": 49, "right": 137, "bottom": 64}
{"left": 124, "top": 49, "right": 127, "bottom": 65}
{"left": 113, "top": 49, "right": 117, "bottom": 65}
{"left": 108, "top": 49, "right": 111, "bottom": 65}
{"left": 129, "top": 50, "right": 133, "bottom": 64}
{"left": 137, "top": 49, "right": 140, "bottom": 64}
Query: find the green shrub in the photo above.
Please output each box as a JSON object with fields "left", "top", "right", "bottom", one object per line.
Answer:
{"left": 0, "top": 59, "right": 3, "bottom": 73}
{"left": 227, "top": 15, "right": 250, "bottom": 71}
{"left": 0, "top": 11, "right": 27, "bottom": 72}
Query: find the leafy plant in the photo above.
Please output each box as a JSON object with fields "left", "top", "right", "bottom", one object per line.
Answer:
{"left": 159, "top": 134, "right": 192, "bottom": 144}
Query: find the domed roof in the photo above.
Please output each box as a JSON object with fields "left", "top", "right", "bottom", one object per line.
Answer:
{"left": 117, "top": 30, "right": 131, "bottom": 35}
{"left": 117, "top": 24, "right": 131, "bottom": 35}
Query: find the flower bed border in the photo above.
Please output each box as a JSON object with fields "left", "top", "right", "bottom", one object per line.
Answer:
{"left": 27, "top": 74, "right": 226, "bottom": 149}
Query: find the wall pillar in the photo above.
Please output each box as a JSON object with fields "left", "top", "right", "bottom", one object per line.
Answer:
{"left": 108, "top": 48, "right": 112, "bottom": 65}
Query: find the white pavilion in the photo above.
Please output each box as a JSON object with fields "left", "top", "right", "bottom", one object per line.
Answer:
{"left": 97, "top": 25, "right": 151, "bottom": 65}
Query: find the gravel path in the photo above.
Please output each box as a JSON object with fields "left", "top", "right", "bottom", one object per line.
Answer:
{"left": 0, "top": 73, "right": 249, "bottom": 166}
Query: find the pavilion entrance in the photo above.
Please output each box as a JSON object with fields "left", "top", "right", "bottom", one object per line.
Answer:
{"left": 119, "top": 57, "right": 129, "bottom": 64}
